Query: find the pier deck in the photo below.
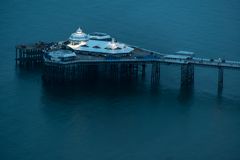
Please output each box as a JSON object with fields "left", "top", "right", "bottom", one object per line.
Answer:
{"left": 16, "top": 42, "right": 240, "bottom": 92}
{"left": 43, "top": 46, "right": 240, "bottom": 70}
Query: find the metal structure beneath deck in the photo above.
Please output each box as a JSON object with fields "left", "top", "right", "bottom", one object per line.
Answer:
{"left": 16, "top": 42, "right": 240, "bottom": 92}
{"left": 16, "top": 42, "right": 52, "bottom": 65}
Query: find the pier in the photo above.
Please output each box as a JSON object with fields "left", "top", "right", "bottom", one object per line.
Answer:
{"left": 16, "top": 42, "right": 240, "bottom": 92}
{"left": 15, "top": 42, "right": 52, "bottom": 66}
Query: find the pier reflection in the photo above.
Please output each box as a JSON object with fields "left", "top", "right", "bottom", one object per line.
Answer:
{"left": 178, "top": 84, "right": 194, "bottom": 104}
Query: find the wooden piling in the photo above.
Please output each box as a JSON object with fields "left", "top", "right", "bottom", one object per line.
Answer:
{"left": 142, "top": 64, "right": 146, "bottom": 79}
{"left": 151, "top": 62, "right": 160, "bottom": 84}
{"left": 218, "top": 67, "right": 224, "bottom": 91}
{"left": 181, "top": 64, "right": 194, "bottom": 88}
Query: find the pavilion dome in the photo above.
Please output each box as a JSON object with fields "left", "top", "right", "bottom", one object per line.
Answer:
{"left": 69, "top": 27, "right": 89, "bottom": 41}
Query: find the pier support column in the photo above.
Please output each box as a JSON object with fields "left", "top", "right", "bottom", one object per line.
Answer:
{"left": 142, "top": 64, "right": 146, "bottom": 79}
{"left": 133, "top": 64, "right": 139, "bottom": 79}
{"left": 119, "top": 64, "right": 127, "bottom": 80}
{"left": 16, "top": 48, "right": 18, "bottom": 64}
{"left": 151, "top": 62, "right": 160, "bottom": 84}
{"left": 181, "top": 64, "right": 194, "bottom": 88}
{"left": 218, "top": 67, "right": 224, "bottom": 92}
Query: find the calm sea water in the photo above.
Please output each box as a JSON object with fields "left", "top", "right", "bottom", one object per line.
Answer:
{"left": 1, "top": 0, "right": 240, "bottom": 159}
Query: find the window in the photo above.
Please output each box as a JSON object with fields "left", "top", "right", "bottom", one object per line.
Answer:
{"left": 81, "top": 45, "right": 89, "bottom": 47}
{"left": 93, "top": 46, "right": 101, "bottom": 49}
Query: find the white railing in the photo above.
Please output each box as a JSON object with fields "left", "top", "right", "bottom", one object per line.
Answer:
{"left": 19, "top": 41, "right": 240, "bottom": 69}
{"left": 45, "top": 55, "right": 240, "bottom": 69}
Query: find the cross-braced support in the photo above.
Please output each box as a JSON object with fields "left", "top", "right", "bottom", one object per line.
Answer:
{"left": 181, "top": 64, "right": 194, "bottom": 88}
{"left": 151, "top": 62, "right": 160, "bottom": 84}
{"left": 218, "top": 67, "right": 224, "bottom": 92}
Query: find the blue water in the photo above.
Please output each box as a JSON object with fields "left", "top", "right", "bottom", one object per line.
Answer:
{"left": 1, "top": 0, "right": 240, "bottom": 159}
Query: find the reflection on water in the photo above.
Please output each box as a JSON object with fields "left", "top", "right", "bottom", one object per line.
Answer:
{"left": 7, "top": 59, "right": 240, "bottom": 160}
{"left": 178, "top": 84, "right": 194, "bottom": 104}
{"left": 14, "top": 65, "right": 225, "bottom": 107}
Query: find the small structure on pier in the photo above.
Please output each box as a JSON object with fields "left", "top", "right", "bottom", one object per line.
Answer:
{"left": 44, "top": 50, "right": 76, "bottom": 62}
{"left": 69, "top": 28, "right": 89, "bottom": 45}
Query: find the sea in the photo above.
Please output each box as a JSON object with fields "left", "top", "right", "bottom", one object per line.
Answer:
{"left": 1, "top": 0, "right": 240, "bottom": 159}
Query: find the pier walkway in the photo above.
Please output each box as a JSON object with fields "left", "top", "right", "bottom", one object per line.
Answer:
{"left": 16, "top": 42, "right": 240, "bottom": 92}
{"left": 45, "top": 54, "right": 240, "bottom": 70}
{"left": 40, "top": 45, "right": 240, "bottom": 70}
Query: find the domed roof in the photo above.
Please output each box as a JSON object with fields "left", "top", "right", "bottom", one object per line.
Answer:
{"left": 76, "top": 27, "right": 83, "bottom": 33}
{"left": 69, "top": 27, "right": 89, "bottom": 41}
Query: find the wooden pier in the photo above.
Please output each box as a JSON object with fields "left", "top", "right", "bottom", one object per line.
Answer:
{"left": 15, "top": 42, "right": 240, "bottom": 92}
{"left": 15, "top": 42, "right": 52, "bottom": 66}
